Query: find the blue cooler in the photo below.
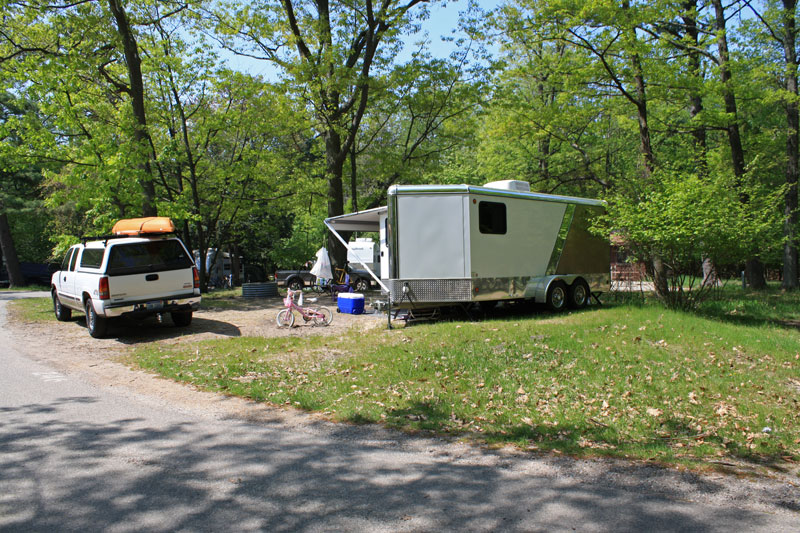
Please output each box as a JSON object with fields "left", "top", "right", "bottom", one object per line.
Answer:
{"left": 337, "top": 292, "right": 365, "bottom": 314}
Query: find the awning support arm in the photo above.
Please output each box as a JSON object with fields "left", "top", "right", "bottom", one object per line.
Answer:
{"left": 324, "top": 218, "right": 390, "bottom": 294}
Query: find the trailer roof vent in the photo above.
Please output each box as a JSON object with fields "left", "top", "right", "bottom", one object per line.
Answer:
{"left": 483, "top": 180, "right": 531, "bottom": 193}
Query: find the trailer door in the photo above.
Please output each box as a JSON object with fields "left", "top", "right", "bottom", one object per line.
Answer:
{"left": 379, "top": 212, "right": 389, "bottom": 279}
{"left": 397, "top": 194, "right": 467, "bottom": 279}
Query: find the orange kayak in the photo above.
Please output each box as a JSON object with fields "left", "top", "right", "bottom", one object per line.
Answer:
{"left": 111, "top": 217, "right": 176, "bottom": 236}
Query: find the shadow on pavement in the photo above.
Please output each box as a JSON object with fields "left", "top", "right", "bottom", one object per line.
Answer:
{"left": 0, "top": 396, "right": 794, "bottom": 532}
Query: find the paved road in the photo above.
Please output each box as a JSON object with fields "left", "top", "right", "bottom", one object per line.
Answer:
{"left": 1, "top": 291, "right": 798, "bottom": 532}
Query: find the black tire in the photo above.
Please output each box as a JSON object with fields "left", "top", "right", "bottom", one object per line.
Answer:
{"left": 171, "top": 311, "right": 192, "bottom": 327}
{"left": 52, "top": 290, "right": 72, "bottom": 322}
{"left": 288, "top": 278, "right": 304, "bottom": 291}
{"left": 85, "top": 298, "right": 108, "bottom": 338}
{"left": 568, "top": 279, "right": 590, "bottom": 310}
{"left": 478, "top": 300, "right": 496, "bottom": 313}
{"left": 545, "top": 280, "right": 568, "bottom": 312}
{"left": 352, "top": 276, "right": 368, "bottom": 292}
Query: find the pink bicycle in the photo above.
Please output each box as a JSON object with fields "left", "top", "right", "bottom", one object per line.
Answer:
{"left": 276, "top": 288, "right": 333, "bottom": 327}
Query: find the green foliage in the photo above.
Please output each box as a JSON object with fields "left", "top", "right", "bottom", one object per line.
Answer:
{"left": 3, "top": 0, "right": 798, "bottom": 299}
{"left": 0, "top": 92, "right": 53, "bottom": 263}
{"left": 598, "top": 171, "right": 784, "bottom": 308}
{"left": 466, "top": 0, "right": 798, "bottom": 303}
{"left": 267, "top": 210, "right": 327, "bottom": 269}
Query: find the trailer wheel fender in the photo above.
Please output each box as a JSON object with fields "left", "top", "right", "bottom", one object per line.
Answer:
{"left": 545, "top": 279, "right": 568, "bottom": 312}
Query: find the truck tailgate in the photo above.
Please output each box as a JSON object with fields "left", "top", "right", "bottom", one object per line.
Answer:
{"left": 108, "top": 269, "right": 194, "bottom": 303}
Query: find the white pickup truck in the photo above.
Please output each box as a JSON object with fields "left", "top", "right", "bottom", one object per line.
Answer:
{"left": 51, "top": 224, "right": 201, "bottom": 338}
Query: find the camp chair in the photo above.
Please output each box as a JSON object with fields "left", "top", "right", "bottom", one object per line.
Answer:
{"left": 330, "top": 273, "right": 354, "bottom": 297}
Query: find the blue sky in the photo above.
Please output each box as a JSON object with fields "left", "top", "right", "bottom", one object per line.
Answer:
{"left": 224, "top": 0, "right": 502, "bottom": 78}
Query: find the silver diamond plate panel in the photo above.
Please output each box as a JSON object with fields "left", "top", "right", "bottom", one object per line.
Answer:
{"left": 390, "top": 279, "right": 472, "bottom": 304}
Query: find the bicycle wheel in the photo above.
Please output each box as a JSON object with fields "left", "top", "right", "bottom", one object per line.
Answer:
{"left": 312, "top": 306, "right": 333, "bottom": 326}
{"left": 276, "top": 309, "right": 295, "bottom": 327}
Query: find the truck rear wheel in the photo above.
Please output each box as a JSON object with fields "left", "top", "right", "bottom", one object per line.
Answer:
{"left": 85, "top": 298, "right": 108, "bottom": 338}
{"left": 288, "top": 278, "right": 303, "bottom": 290}
{"left": 53, "top": 291, "right": 72, "bottom": 322}
{"left": 171, "top": 311, "right": 192, "bottom": 327}
{"left": 545, "top": 280, "right": 568, "bottom": 312}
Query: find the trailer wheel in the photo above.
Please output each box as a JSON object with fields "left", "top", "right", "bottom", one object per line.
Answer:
{"left": 568, "top": 279, "right": 590, "bottom": 310}
{"left": 288, "top": 278, "right": 304, "bottom": 290}
{"left": 546, "top": 280, "right": 568, "bottom": 312}
{"left": 478, "top": 300, "right": 496, "bottom": 313}
{"left": 352, "top": 277, "right": 368, "bottom": 292}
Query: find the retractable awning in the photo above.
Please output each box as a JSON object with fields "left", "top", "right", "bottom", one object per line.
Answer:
{"left": 324, "top": 206, "right": 388, "bottom": 293}
{"left": 325, "top": 206, "right": 386, "bottom": 232}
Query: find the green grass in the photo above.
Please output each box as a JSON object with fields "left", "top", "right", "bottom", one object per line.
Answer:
{"left": 130, "top": 301, "right": 800, "bottom": 469}
{"left": 200, "top": 288, "right": 244, "bottom": 309}
{"left": 8, "top": 296, "right": 54, "bottom": 322}
{"left": 0, "top": 285, "right": 50, "bottom": 292}
{"left": 697, "top": 283, "right": 800, "bottom": 326}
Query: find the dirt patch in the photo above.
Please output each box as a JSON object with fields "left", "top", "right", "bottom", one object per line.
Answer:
{"left": 6, "top": 293, "right": 386, "bottom": 422}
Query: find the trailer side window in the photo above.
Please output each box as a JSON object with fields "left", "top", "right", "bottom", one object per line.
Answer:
{"left": 478, "top": 201, "right": 507, "bottom": 235}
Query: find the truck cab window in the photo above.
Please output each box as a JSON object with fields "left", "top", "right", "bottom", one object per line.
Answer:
{"left": 69, "top": 248, "right": 79, "bottom": 271}
{"left": 80, "top": 249, "right": 105, "bottom": 269}
{"left": 61, "top": 248, "right": 75, "bottom": 271}
{"left": 478, "top": 201, "right": 507, "bottom": 235}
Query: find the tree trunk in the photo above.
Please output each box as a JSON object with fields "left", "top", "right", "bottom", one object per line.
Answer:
{"left": 712, "top": 0, "right": 766, "bottom": 288}
{"left": 182, "top": 220, "right": 192, "bottom": 254}
{"left": 350, "top": 141, "right": 358, "bottom": 214}
{"left": 325, "top": 129, "right": 347, "bottom": 268}
{"left": 623, "top": 0, "right": 656, "bottom": 179}
{"left": 108, "top": 0, "right": 157, "bottom": 217}
{"left": 0, "top": 213, "right": 25, "bottom": 287}
{"left": 682, "top": 0, "right": 707, "bottom": 170}
{"left": 746, "top": 258, "right": 767, "bottom": 289}
{"left": 230, "top": 244, "right": 241, "bottom": 287}
{"left": 651, "top": 255, "right": 669, "bottom": 302}
{"left": 783, "top": 0, "right": 799, "bottom": 290}
{"left": 195, "top": 221, "right": 208, "bottom": 292}
{"left": 702, "top": 257, "right": 718, "bottom": 287}
{"left": 712, "top": 0, "right": 747, "bottom": 180}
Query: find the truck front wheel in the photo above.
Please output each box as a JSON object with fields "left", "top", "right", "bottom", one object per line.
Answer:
{"left": 52, "top": 290, "right": 72, "bottom": 321}
{"left": 85, "top": 298, "right": 109, "bottom": 338}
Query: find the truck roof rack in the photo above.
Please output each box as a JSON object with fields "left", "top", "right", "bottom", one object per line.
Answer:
{"left": 79, "top": 232, "right": 175, "bottom": 245}
{"left": 80, "top": 217, "right": 178, "bottom": 244}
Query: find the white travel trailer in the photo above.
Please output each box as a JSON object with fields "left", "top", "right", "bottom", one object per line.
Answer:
{"left": 324, "top": 181, "right": 610, "bottom": 313}
{"left": 347, "top": 237, "right": 378, "bottom": 271}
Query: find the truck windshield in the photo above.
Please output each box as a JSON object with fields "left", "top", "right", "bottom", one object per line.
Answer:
{"left": 106, "top": 240, "right": 193, "bottom": 276}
